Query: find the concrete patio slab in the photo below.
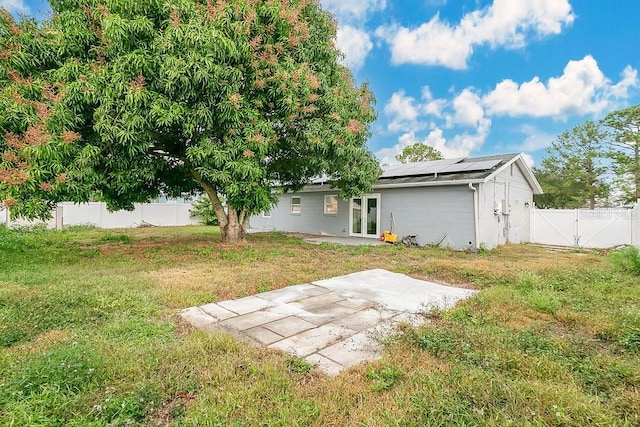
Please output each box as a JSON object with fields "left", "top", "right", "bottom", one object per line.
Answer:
{"left": 304, "top": 236, "right": 384, "bottom": 246}
{"left": 179, "top": 269, "right": 476, "bottom": 376}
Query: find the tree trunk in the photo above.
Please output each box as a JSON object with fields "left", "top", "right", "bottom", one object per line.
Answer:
{"left": 221, "top": 219, "right": 246, "bottom": 242}
{"left": 190, "top": 168, "right": 246, "bottom": 242}
{"left": 220, "top": 205, "right": 246, "bottom": 242}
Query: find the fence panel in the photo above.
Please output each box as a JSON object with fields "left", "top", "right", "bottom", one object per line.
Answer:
{"left": 531, "top": 209, "right": 577, "bottom": 246}
{"left": 59, "top": 202, "right": 103, "bottom": 227}
{"left": 139, "top": 203, "right": 197, "bottom": 226}
{"left": 577, "top": 209, "right": 633, "bottom": 248}
{"left": 2, "top": 202, "right": 198, "bottom": 229}
{"left": 531, "top": 207, "right": 638, "bottom": 248}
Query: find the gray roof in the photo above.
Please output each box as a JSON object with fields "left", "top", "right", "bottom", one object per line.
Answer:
{"left": 305, "top": 153, "right": 543, "bottom": 194}
{"left": 378, "top": 154, "right": 513, "bottom": 183}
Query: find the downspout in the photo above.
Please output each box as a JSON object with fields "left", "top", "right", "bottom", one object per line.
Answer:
{"left": 469, "top": 183, "right": 480, "bottom": 251}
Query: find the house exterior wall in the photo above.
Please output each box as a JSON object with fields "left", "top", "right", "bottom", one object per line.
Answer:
{"left": 477, "top": 162, "right": 534, "bottom": 248}
{"left": 377, "top": 186, "right": 475, "bottom": 249}
{"left": 250, "top": 185, "right": 477, "bottom": 249}
{"left": 250, "top": 191, "right": 352, "bottom": 236}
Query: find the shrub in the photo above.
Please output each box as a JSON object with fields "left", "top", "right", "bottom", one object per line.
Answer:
{"left": 189, "top": 195, "right": 218, "bottom": 226}
{"left": 607, "top": 246, "right": 640, "bottom": 276}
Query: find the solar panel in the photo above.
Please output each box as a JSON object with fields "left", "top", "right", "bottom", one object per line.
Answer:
{"left": 381, "top": 157, "right": 465, "bottom": 178}
{"left": 438, "top": 159, "right": 502, "bottom": 174}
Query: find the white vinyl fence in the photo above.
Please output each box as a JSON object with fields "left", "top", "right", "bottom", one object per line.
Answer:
{"left": 1, "top": 202, "right": 200, "bottom": 230}
{"left": 531, "top": 204, "right": 640, "bottom": 248}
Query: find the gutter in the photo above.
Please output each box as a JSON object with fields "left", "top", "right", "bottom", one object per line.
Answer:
{"left": 468, "top": 183, "right": 480, "bottom": 251}
{"left": 297, "top": 179, "right": 486, "bottom": 193}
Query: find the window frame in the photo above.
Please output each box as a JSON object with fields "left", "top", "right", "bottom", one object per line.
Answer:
{"left": 290, "top": 196, "right": 301, "bottom": 215}
{"left": 324, "top": 195, "right": 338, "bottom": 215}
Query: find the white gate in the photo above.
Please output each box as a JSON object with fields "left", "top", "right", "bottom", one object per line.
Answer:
{"left": 531, "top": 206, "right": 638, "bottom": 248}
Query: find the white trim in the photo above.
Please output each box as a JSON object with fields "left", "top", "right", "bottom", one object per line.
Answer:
{"left": 349, "top": 193, "right": 381, "bottom": 238}
{"left": 299, "top": 179, "right": 486, "bottom": 192}
{"left": 484, "top": 154, "right": 543, "bottom": 194}
{"left": 290, "top": 196, "right": 301, "bottom": 215}
{"left": 262, "top": 211, "right": 271, "bottom": 218}
{"left": 324, "top": 194, "right": 338, "bottom": 215}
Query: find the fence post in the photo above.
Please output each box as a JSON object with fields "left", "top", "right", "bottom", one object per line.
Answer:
{"left": 574, "top": 209, "right": 580, "bottom": 247}
{"left": 55, "top": 205, "right": 64, "bottom": 230}
{"left": 633, "top": 202, "right": 640, "bottom": 248}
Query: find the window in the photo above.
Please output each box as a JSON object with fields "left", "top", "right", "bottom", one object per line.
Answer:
{"left": 291, "top": 196, "right": 301, "bottom": 214}
{"left": 324, "top": 195, "right": 338, "bottom": 215}
{"left": 262, "top": 211, "right": 271, "bottom": 218}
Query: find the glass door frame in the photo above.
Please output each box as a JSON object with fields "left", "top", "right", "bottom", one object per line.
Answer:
{"left": 349, "top": 193, "right": 381, "bottom": 238}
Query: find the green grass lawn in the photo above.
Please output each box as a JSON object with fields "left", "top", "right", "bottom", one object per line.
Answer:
{"left": 1, "top": 225, "right": 638, "bottom": 426}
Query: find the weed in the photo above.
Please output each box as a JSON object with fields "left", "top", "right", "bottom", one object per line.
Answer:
{"left": 1, "top": 342, "right": 104, "bottom": 403}
{"left": 288, "top": 357, "right": 313, "bottom": 374}
{"left": 415, "top": 327, "right": 458, "bottom": 358}
{"left": 99, "top": 232, "right": 131, "bottom": 243}
{"left": 366, "top": 366, "right": 404, "bottom": 391}
{"left": 608, "top": 246, "right": 640, "bottom": 276}
{"left": 516, "top": 270, "right": 542, "bottom": 289}
{"left": 525, "top": 290, "right": 562, "bottom": 315}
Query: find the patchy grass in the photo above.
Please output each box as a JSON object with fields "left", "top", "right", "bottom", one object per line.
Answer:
{"left": 0, "top": 225, "right": 638, "bottom": 426}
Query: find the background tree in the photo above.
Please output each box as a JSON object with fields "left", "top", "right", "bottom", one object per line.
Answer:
{"left": 395, "top": 143, "right": 443, "bottom": 163}
{"left": 602, "top": 105, "right": 640, "bottom": 204}
{"left": 0, "top": 0, "right": 380, "bottom": 241}
{"left": 534, "top": 121, "right": 609, "bottom": 209}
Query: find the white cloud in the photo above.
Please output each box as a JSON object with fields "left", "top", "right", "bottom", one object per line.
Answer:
{"left": 521, "top": 153, "right": 535, "bottom": 169}
{"left": 321, "top": 0, "right": 386, "bottom": 22}
{"left": 448, "top": 89, "right": 485, "bottom": 127}
{"left": 376, "top": 0, "right": 574, "bottom": 69}
{"left": 384, "top": 90, "right": 425, "bottom": 132}
{"left": 421, "top": 86, "right": 446, "bottom": 117}
{"left": 378, "top": 56, "right": 638, "bottom": 164}
{"left": 376, "top": 117, "right": 491, "bottom": 164}
{"left": 384, "top": 87, "right": 448, "bottom": 133}
{"left": 513, "top": 125, "right": 556, "bottom": 152}
{"left": 322, "top": 0, "right": 382, "bottom": 72}
{"left": 483, "top": 55, "right": 639, "bottom": 118}
{"left": 0, "top": 0, "right": 31, "bottom": 14}
{"left": 609, "top": 66, "right": 639, "bottom": 99}
{"left": 336, "top": 25, "right": 373, "bottom": 71}
{"left": 437, "top": 118, "right": 491, "bottom": 158}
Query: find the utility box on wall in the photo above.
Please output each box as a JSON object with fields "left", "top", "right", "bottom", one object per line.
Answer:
{"left": 493, "top": 201, "right": 502, "bottom": 215}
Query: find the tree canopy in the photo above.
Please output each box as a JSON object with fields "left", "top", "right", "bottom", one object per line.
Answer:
{"left": 602, "top": 105, "right": 640, "bottom": 204}
{"left": 0, "top": 0, "right": 380, "bottom": 241}
{"left": 395, "top": 143, "right": 443, "bottom": 163}
{"left": 534, "top": 121, "right": 609, "bottom": 209}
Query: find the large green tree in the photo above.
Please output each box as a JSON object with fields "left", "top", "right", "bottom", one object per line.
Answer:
{"left": 534, "top": 121, "right": 609, "bottom": 209}
{"left": 602, "top": 105, "right": 640, "bottom": 204}
{"left": 0, "top": 0, "right": 379, "bottom": 241}
{"left": 395, "top": 143, "right": 443, "bottom": 163}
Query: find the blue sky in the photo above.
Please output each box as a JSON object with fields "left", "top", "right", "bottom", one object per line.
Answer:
{"left": 3, "top": 0, "right": 640, "bottom": 167}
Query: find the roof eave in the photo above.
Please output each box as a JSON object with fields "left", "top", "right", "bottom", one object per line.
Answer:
{"left": 483, "top": 154, "right": 544, "bottom": 195}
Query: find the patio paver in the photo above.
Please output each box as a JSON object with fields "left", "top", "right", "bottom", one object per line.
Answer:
{"left": 180, "top": 269, "right": 476, "bottom": 375}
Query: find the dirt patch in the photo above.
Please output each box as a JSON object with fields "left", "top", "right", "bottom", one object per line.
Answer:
{"left": 15, "top": 329, "right": 71, "bottom": 354}
{"left": 149, "top": 391, "right": 198, "bottom": 426}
